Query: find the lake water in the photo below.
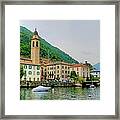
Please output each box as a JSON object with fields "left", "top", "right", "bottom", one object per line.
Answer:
{"left": 20, "top": 87, "right": 100, "bottom": 100}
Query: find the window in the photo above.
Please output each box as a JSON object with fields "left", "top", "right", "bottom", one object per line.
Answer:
{"left": 51, "top": 72, "right": 54, "bottom": 78}
{"left": 45, "top": 72, "right": 47, "bottom": 76}
{"left": 87, "top": 73, "right": 88, "bottom": 77}
{"left": 29, "top": 78, "right": 31, "bottom": 81}
{"left": 37, "top": 78, "right": 39, "bottom": 81}
{"left": 33, "top": 41, "right": 34, "bottom": 47}
{"left": 62, "top": 75, "right": 64, "bottom": 78}
{"left": 57, "top": 66, "right": 59, "bottom": 69}
{"left": 28, "top": 71, "right": 32, "bottom": 75}
{"left": 68, "top": 71, "right": 70, "bottom": 74}
{"left": 77, "top": 67, "right": 79, "bottom": 71}
{"left": 77, "top": 72, "right": 79, "bottom": 75}
{"left": 45, "top": 69, "right": 46, "bottom": 71}
{"left": 62, "top": 70, "right": 64, "bottom": 73}
{"left": 65, "top": 71, "right": 67, "bottom": 74}
{"left": 34, "top": 78, "right": 35, "bottom": 81}
{"left": 29, "top": 65, "right": 32, "bottom": 69}
{"left": 37, "top": 65, "right": 40, "bottom": 70}
{"left": 36, "top": 41, "right": 38, "bottom": 47}
{"left": 24, "top": 65, "right": 27, "bottom": 69}
{"left": 50, "top": 67, "right": 53, "bottom": 70}
{"left": 65, "top": 66, "right": 67, "bottom": 69}
{"left": 37, "top": 72, "right": 40, "bottom": 75}
{"left": 57, "top": 70, "right": 59, "bottom": 73}
{"left": 83, "top": 72, "right": 85, "bottom": 78}
{"left": 62, "top": 66, "right": 64, "bottom": 69}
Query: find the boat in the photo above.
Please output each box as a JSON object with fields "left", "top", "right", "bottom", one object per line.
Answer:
{"left": 74, "top": 83, "right": 82, "bottom": 87}
{"left": 89, "top": 84, "right": 95, "bottom": 89}
{"left": 88, "top": 94, "right": 92, "bottom": 97}
{"left": 32, "top": 86, "right": 51, "bottom": 92}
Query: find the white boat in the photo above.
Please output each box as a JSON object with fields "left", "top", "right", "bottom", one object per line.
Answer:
{"left": 75, "top": 83, "right": 82, "bottom": 87}
{"left": 32, "top": 86, "right": 51, "bottom": 92}
{"left": 89, "top": 84, "right": 95, "bottom": 89}
{"left": 88, "top": 94, "right": 92, "bottom": 97}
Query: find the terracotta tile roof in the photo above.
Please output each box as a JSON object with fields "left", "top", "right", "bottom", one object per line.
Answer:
{"left": 20, "top": 57, "right": 32, "bottom": 61}
{"left": 20, "top": 57, "right": 40, "bottom": 65}
{"left": 20, "top": 62, "right": 40, "bottom": 65}
{"left": 46, "top": 61, "right": 72, "bottom": 66}
{"left": 72, "top": 64, "right": 88, "bottom": 68}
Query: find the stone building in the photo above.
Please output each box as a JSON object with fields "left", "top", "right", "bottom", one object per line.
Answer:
{"left": 70, "top": 62, "right": 90, "bottom": 79}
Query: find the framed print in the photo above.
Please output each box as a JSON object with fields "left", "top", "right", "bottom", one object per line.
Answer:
{"left": 0, "top": 0, "right": 119, "bottom": 119}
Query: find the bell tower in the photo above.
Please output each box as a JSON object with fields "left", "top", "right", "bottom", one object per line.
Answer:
{"left": 31, "top": 28, "right": 40, "bottom": 64}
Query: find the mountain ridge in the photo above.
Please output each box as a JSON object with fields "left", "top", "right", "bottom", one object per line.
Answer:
{"left": 20, "top": 26, "right": 79, "bottom": 64}
{"left": 93, "top": 63, "right": 100, "bottom": 71}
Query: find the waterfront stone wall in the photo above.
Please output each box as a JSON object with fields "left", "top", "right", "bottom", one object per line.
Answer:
{"left": 20, "top": 80, "right": 75, "bottom": 87}
{"left": 20, "top": 80, "right": 100, "bottom": 88}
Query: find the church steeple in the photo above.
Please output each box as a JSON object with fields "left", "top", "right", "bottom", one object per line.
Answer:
{"left": 33, "top": 28, "right": 39, "bottom": 36}
{"left": 31, "top": 28, "right": 40, "bottom": 64}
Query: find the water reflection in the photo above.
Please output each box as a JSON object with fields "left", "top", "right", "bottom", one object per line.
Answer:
{"left": 20, "top": 87, "right": 100, "bottom": 100}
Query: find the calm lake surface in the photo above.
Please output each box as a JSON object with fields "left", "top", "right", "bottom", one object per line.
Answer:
{"left": 20, "top": 87, "right": 100, "bottom": 100}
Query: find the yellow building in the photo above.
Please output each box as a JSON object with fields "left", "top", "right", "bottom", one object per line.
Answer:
{"left": 41, "top": 62, "right": 71, "bottom": 80}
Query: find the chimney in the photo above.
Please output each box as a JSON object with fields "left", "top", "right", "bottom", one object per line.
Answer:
{"left": 85, "top": 61, "right": 87, "bottom": 64}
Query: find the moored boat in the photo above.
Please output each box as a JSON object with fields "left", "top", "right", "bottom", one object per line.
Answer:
{"left": 89, "top": 84, "right": 95, "bottom": 89}
{"left": 74, "top": 83, "right": 82, "bottom": 87}
{"left": 32, "top": 86, "right": 51, "bottom": 92}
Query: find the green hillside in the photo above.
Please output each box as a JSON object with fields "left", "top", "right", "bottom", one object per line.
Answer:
{"left": 20, "top": 26, "right": 79, "bottom": 64}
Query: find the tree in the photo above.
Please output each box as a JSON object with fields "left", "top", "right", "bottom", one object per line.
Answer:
{"left": 90, "top": 74, "right": 94, "bottom": 81}
{"left": 70, "top": 71, "right": 77, "bottom": 83}
{"left": 20, "top": 65, "right": 25, "bottom": 79}
{"left": 70, "top": 71, "right": 77, "bottom": 78}
{"left": 93, "top": 76, "right": 100, "bottom": 81}
{"left": 77, "top": 76, "right": 84, "bottom": 83}
{"left": 84, "top": 62, "right": 94, "bottom": 72}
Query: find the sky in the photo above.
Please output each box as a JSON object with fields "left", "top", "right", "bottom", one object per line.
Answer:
{"left": 20, "top": 20, "right": 100, "bottom": 65}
